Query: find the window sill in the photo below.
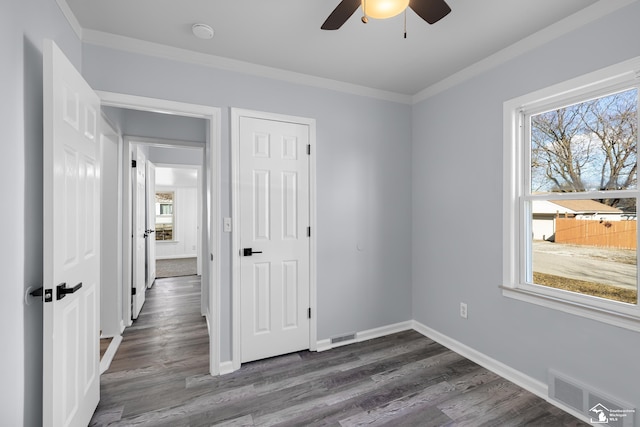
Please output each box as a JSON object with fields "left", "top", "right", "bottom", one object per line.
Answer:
{"left": 500, "top": 286, "right": 640, "bottom": 333}
{"left": 156, "top": 240, "right": 179, "bottom": 244}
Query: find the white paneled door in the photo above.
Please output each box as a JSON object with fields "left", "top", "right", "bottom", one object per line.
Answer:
{"left": 239, "top": 117, "right": 311, "bottom": 363}
{"left": 43, "top": 40, "right": 101, "bottom": 427}
{"left": 132, "top": 146, "right": 147, "bottom": 318}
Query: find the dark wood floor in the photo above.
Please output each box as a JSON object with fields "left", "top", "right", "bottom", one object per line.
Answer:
{"left": 91, "top": 276, "right": 586, "bottom": 427}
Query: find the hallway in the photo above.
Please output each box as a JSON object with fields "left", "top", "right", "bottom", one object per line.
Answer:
{"left": 90, "top": 275, "right": 208, "bottom": 425}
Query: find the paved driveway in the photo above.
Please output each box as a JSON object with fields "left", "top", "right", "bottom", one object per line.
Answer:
{"left": 532, "top": 241, "right": 637, "bottom": 290}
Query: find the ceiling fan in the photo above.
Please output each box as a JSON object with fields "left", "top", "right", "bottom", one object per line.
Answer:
{"left": 321, "top": 0, "right": 451, "bottom": 30}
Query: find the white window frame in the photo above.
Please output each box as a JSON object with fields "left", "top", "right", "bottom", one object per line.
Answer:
{"left": 503, "top": 57, "right": 640, "bottom": 332}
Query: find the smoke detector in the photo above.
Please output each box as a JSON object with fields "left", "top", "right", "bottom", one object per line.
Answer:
{"left": 192, "top": 23, "right": 214, "bottom": 39}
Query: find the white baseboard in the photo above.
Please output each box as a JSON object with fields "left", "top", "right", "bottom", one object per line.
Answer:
{"left": 100, "top": 335, "right": 123, "bottom": 375}
{"left": 219, "top": 361, "right": 235, "bottom": 375}
{"left": 155, "top": 254, "right": 197, "bottom": 260}
{"left": 316, "top": 320, "right": 413, "bottom": 352}
{"left": 205, "top": 312, "right": 211, "bottom": 336}
{"left": 210, "top": 318, "right": 594, "bottom": 424}
{"left": 411, "top": 320, "right": 593, "bottom": 425}
{"left": 411, "top": 320, "right": 547, "bottom": 398}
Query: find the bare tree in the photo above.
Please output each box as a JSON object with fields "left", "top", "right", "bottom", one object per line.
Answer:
{"left": 531, "top": 103, "right": 591, "bottom": 192}
{"left": 531, "top": 89, "right": 637, "bottom": 207}
{"left": 583, "top": 92, "right": 637, "bottom": 191}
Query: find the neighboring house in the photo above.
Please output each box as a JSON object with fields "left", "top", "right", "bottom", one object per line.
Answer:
{"left": 531, "top": 199, "right": 624, "bottom": 241}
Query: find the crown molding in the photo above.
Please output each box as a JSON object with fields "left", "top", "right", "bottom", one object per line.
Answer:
{"left": 412, "top": 0, "right": 638, "bottom": 104}
{"left": 57, "top": 0, "right": 636, "bottom": 105}
{"left": 55, "top": 0, "right": 82, "bottom": 39}
{"left": 82, "top": 29, "right": 413, "bottom": 105}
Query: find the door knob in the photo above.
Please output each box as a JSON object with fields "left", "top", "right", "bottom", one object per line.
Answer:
{"left": 243, "top": 248, "right": 263, "bottom": 256}
{"left": 144, "top": 229, "right": 155, "bottom": 238}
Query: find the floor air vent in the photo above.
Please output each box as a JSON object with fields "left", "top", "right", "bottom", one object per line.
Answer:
{"left": 549, "top": 370, "right": 635, "bottom": 427}
{"left": 330, "top": 333, "right": 356, "bottom": 345}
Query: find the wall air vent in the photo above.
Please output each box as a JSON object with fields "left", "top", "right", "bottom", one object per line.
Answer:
{"left": 549, "top": 370, "right": 635, "bottom": 427}
{"left": 330, "top": 333, "right": 356, "bottom": 345}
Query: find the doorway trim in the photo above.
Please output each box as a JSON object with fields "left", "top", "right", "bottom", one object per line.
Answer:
{"left": 98, "top": 91, "right": 222, "bottom": 375}
{"left": 230, "top": 108, "right": 317, "bottom": 371}
{"left": 153, "top": 161, "right": 204, "bottom": 277}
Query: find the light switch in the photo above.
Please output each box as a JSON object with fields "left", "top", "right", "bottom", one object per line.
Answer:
{"left": 223, "top": 217, "right": 232, "bottom": 233}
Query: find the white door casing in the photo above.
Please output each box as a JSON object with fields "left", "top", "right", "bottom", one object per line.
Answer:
{"left": 99, "top": 116, "right": 122, "bottom": 338}
{"left": 43, "top": 40, "right": 101, "bottom": 427}
{"left": 101, "top": 92, "right": 222, "bottom": 375}
{"left": 238, "top": 115, "right": 312, "bottom": 363}
{"left": 132, "top": 146, "right": 147, "bottom": 318}
{"left": 147, "top": 161, "right": 157, "bottom": 288}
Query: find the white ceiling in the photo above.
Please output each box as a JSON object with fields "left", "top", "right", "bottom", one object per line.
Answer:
{"left": 63, "top": 0, "right": 621, "bottom": 97}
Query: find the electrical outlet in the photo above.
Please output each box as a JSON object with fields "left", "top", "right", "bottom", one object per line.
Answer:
{"left": 223, "top": 217, "right": 232, "bottom": 233}
{"left": 460, "top": 302, "right": 468, "bottom": 319}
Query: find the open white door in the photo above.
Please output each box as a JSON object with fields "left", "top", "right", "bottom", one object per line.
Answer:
{"left": 132, "top": 146, "right": 147, "bottom": 318}
{"left": 239, "top": 116, "right": 311, "bottom": 363}
{"left": 43, "top": 40, "right": 100, "bottom": 427}
{"left": 146, "top": 161, "right": 157, "bottom": 288}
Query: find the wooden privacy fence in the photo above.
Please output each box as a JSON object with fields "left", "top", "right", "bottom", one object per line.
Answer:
{"left": 555, "top": 218, "right": 636, "bottom": 249}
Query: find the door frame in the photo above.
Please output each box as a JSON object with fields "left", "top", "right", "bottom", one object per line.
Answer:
{"left": 230, "top": 108, "right": 317, "bottom": 371}
{"left": 152, "top": 161, "right": 204, "bottom": 276}
{"left": 99, "top": 113, "right": 124, "bottom": 338}
{"left": 99, "top": 91, "right": 222, "bottom": 375}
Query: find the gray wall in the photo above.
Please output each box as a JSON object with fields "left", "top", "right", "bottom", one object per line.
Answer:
{"left": 412, "top": 1, "right": 640, "bottom": 419}
{"left": 148, "top": 146, "right": 204, "bottom": 166}
{"left": 0, "top": 0, "right": 83, "bottom": 425}
{"left": 82, "top": 44, "right": 414, "bottom": 361}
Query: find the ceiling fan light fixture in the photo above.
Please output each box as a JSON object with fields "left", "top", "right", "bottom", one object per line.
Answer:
{"left": 362, "top": 0, "right": 410, "bottom": 20}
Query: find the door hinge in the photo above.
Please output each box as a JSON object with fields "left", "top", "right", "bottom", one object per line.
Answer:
{"left": 307, "top": 307, "right": 311, "bottom": 319}
{"left": 307, "top": 226, "right": 311, "bottom": 237}
{"left": 131, "top": 160, "right": 137, "bottom": 168}
{"left": 307, "top": 144, "right": 311, "bottom": 155}
{"left": 132, "top": 287, "right": 137, "bottom": 295}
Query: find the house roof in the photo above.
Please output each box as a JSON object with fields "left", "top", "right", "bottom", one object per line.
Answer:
{"left": 551, "top": 199, "right": 622, "bottom": 213}
{"left": 532, "top": 199, "right": 622, "bottom": 214}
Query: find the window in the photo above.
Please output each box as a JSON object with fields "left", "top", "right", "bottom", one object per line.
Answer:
{"left": 503, "top": 58, "right": 640, "bottom": 330}
{"left": 155, "top": 191, "right": 175, "bottom": 241}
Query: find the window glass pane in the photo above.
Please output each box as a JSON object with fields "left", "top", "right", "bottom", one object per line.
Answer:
{"left": 530, "top": 88, "right": 637, "bottom": 194}
{"left": 155, "top": 192, "right": 174, "bottom": 241}
{"left": 530, "top": 198, "right": 637, "bottom": 304}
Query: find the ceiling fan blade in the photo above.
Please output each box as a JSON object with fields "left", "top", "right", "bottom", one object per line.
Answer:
{"left": 321, "top": 0, "right": 361, "bottom": 30}
{"left": 409, "top": 0, "right": 451, "bottom": 24}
